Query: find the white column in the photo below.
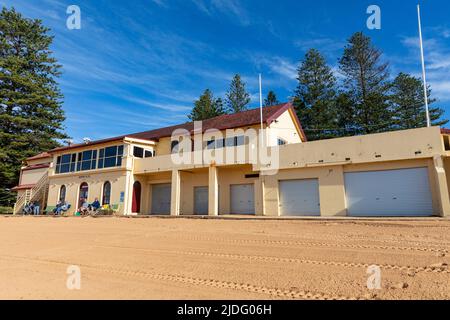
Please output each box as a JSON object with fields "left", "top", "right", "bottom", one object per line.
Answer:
{"left": 170, "top": 169, "right": 181, "bottom": 216}
{"left": 208, "top": 166, "right": 219, "bottom": 216}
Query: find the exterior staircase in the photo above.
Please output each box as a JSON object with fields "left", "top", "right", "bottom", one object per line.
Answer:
{"left": 13, "top": 173, "right": 49, "bottom": 215}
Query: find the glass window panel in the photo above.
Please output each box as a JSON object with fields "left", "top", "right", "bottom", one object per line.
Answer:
{"left": 236, "top": 136, "right": 245, "bottom": 146}
{"left": 117, "top": 156, "right": 122, "bottom": 167}
{"left": 133, "top": 147, "right": 144, "bottom": 158}
{"left": 105, "top": 146, "right": 117, "bottom": 158}
{"left": 118, "top": 145, "right": 124, "bottom": 156}
{"left": 99, "top": 149, "right": 104, "bottom": 158}
{"left": 56, "top": 156, "right": 61, "bottom": 164}
{"left": 98, "top": 159, "right": 104, "bottom": 169}
{"left": 82, "top": 150, "right": 92, "bottom": 161}
{"left": 104, "top": 157, "right": 116, "bottom": 168}
{"left": 61, "top": 154, "right": 71, "bottom": 164}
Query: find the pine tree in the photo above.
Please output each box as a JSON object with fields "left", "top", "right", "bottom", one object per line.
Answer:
{"left": 264, "top": 91, "right": 279, "bottom": 106}
{"left": 188, "top": 89, "right": 226, "bottom": 121}
{"left": 225, "top": 74, "right": 250, "bottom": 113}
{"left": 0, "top": 7, "right": 68, "bottom": 206}
{"left": 294, "top": 49, "right": 338, "bottom": 140}
{"left": 391, "top": 73, "right": 448, "bottom": 129}
{"left": 339, "top": 32, "right": 392, "bottom": 134}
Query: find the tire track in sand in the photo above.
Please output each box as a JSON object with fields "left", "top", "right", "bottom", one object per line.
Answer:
{"left": 165, "top": 235, "right": 448, "bottom": 254}
{"left": 94, "top": 245, "right": 450, "bottom": 275}
{"left": 0, "top": 254, "right": 358, "bottom": 300}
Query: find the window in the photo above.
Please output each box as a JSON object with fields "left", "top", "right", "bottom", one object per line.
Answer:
{"left": 77, "top": 150, "right": 97, "bottom": 171}
{"left": 55, "top": 153, "right": 76, "bottom": 174}
{"left": 98, "top": 145, "right": 124, "bottom": 169}
{"left": 133, "top": 146, "right": 144, "bottom": 158}
{"left": 171, "top": 140, "right": 179, "bottom": 153}
{"left": 277, "top": 138, "right": 287, "bottom": 146}
{"left": 223, "top": 136, "right": 246, "bottom": 148}
{"left": 145, "top": 150, "right": 154, "bottom": 158}
{"left": 59, "top": 185, "right": 66, "bottom": 202}
{"left": 207, "top": 139, "right": 215, "bottom": 150}
{"left": 102, "top": 181, "right": 111, "bottom": 205}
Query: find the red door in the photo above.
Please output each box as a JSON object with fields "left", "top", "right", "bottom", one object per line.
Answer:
{"left": 132, "top": 181, "right": 141, "bottom": 213}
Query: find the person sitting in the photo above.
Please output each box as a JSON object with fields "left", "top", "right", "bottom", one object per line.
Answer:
{"left": 90, "top": 198, "right": 101, "bottom": 212}
{"left": 79, "top": 198, "right": 89, "bottom": 215}
{"left": 53, "top": 201, "right": 62, "bottom": 215}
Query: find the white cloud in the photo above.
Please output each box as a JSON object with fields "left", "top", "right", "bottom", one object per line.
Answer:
{"left": 191, "top": 0, "right": 250, "bottom": 26}
{"left": 400, "top": 34, "right": 450, "bottom": 103}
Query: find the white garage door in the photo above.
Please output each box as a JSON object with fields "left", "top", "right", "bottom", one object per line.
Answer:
{"left": 345, "top": 168, "right": 433, "bottom": 217}
{"left": 151, "top": 183, "right": 171, "bottom": 215}
{"left": 230, "top": 184, "right": 255, "bottom": 215}
{"left": 279, "top": 179, "right": 320, "bottom": 216}
{"left": 194, "top": 186, "right": 208, "bottom": 215}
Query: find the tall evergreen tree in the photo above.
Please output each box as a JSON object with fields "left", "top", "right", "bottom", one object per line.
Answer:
{"left": 339, "top": 32, "right": 392, "bottom": 134}
{"left": 264, "top": 91, "right": 279, "bottom": 106}
{"left": 294, "top": 49, "right": 338, "bottom": 140}
{"left": 0, "top": 7, "right": 68, "bottom": 206}
{"left": 188, "top": 89, "right": 225, "bottom": 121}
{"left": 225, "top": 74, "right": 250, "bottom": 113}
{"left": 391, "top": 72, "right": 448, "bottom": 129}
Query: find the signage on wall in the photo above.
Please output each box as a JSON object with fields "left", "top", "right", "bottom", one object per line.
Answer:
{"left": 79, "top": 176, "right": 91, "bottom": 179}
{"left": 120, "top": 192, "right": 125, "bottom": 203}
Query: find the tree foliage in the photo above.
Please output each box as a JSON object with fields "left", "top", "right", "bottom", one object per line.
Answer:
{"left": 294, "top": 49, "right": 338, "bottom": 140}
{"left": 0, "top": 7, "right": 68, "bottom": 205}
{"left": 225, "top": 74, "right": 250, "bottom": 113}
{"left": 338, "top": 32, "right": 392, "bottom": 134}
{"left": 188, "top": 89, "right": 225, "bottom": 121}
{"left": 264, "top": 91, "right": 279, "bottom": 106}
{"left": 391, "top": 72, "right": 447, "bottom": 129}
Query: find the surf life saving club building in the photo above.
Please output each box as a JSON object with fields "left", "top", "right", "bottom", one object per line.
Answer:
{"left": 12, "top": 102, "right": 450, "bottom": 218}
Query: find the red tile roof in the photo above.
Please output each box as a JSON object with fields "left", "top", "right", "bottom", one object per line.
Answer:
{"left": 26, "top": 152, "right": 52, "bottom": 161}
{"left": 441, "top": 128, "right": 450, "bottom": 135}
{"left": 49, "top": 102, "right": 305, "bottom": 154}
{"left": 11, "top": 184, "right": 36, "bottom": 191}
{"left": 22, "top": 163, "right": 51, "bottom": 171}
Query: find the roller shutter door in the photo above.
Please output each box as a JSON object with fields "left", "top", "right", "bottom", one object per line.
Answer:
{"left": 230, "top": 184, "right": 255, "bottom": 215}
{"left": 344, "top": 168, "right": 433, "bottom": 217}
{"left": 151, "top": 183, "right": 171, "bottom": 215}
{"left": 279, "top": 179, "right": 320, "bottom": 216}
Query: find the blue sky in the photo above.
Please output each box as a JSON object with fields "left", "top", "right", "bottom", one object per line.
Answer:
{"left": 2, "top": 0, "right": 450, "bottom": 142}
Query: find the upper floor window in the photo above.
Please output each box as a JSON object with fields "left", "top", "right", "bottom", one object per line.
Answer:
{"left": 171, "top": 140, "right": 179, "bottom": 154}
{"left": 277, "top": 138, "right": 287, "bottom": 146}
{"left": 145, "top": 150, "right": 154, "bottom": 158}
{"left": 77, "top": 150, "right": 97, "bottom": 171}
{"left": 133, "top": 146, "right": 144, "bottom": 158}
{"left": 55, "top": 153, "right": 76, "bottom": 174}
{"left": 98, "top": 145, "right": 124, "bottom": 169}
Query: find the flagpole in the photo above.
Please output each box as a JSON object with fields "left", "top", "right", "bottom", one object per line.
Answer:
{"left": 259, "top": 74, "right": 263, "bottom": 131}
{"left": 417, "top": 3, "right": 431, "bottom": 127}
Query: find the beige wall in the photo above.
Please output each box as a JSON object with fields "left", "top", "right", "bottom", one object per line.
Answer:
{"left": 20, "top": 167, "right": 48, "bottom": 185}
{"left": 268, "top": 109, "right": 303, "bottom": 145}
{"left": 47, "top": 169, "right": 128, "bottom": 215}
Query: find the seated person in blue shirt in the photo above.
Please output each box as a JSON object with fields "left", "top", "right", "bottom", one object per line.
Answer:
{"left": 90, "top": 198, "right": 101, "bottom": 211}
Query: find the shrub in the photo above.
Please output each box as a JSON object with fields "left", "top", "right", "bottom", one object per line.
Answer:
{"left": 0, "top": 207, "right": 13, "bottom": 215}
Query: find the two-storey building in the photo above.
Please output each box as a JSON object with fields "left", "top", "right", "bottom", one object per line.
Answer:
{"left": 13, "top": 102, "right": 450, "bottom": 217}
